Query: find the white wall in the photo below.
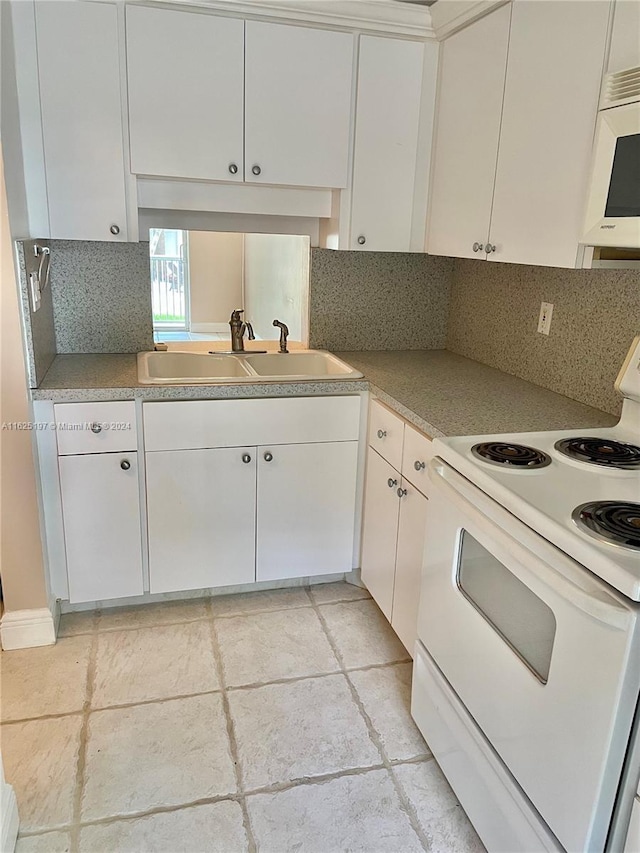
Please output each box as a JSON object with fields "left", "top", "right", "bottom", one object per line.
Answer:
{"left": 0, "top": 151, "right": 49, "bottom": 614}
{"left": 243, "top": 234, "right": 308, "bottom": 342}
{"left": 188, "top": 231, "right": 243, "bottom": 330}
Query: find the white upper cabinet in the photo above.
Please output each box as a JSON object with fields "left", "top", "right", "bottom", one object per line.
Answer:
{"left": 349, "top": 36, "right": 427, "bottom": 252}
{"left": 35, "top": 1, "right": 129, "bottom": 241}
{"left": 244, "top": 22, "right": 354, "bottom": 188}
{"left": 488, "top": 0, "right": 611, "bottom": 268}
{"left": 426, "top": 4, "right": 511, "bottom": 259}
{"left": 126, "top": 6, "right": 245, "bottom": 182}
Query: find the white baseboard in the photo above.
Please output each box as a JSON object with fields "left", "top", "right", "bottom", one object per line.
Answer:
{"left": 0, "top": 607, "right": 56, "bottom": 650}
{"left": 0, "top": 780, "right": 19, "bottom": 853}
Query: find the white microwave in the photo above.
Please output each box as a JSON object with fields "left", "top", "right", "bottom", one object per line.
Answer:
{"left": 582, "top": 66, "right": 640, "bottom": 249}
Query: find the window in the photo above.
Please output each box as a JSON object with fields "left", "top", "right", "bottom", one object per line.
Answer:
{"left": 149, "top": 229, "right": 189, "bottom": 329}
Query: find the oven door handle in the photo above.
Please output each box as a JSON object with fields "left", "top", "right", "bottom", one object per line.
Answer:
{"left": 429, "top": 460, "right": 632, "bottom": 627}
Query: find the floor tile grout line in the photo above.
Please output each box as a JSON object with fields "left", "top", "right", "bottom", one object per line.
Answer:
{"left": 68, "top": 613, "right": 99, "bottom": 853}
{"left": 308, "top": 590, "right": 432, "bottom": 853}
{"left": 17, "top": 755, "right": 438, "bottom": 839}
{"left": 204, "top": 599, "right": 258, "bottom": 853}
{"left": 1, "top": 658, "right": 413, "bottom": 729}
{"left": 2, "top": 655, "right": 413, "bottom": 728}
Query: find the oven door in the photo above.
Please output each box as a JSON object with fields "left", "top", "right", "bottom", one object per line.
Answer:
{"left": 418, "top": 460, "right": 640, "bottom": 853}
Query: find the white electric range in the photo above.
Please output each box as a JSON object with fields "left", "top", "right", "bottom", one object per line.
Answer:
{"left": 411, "top": 336, "right": 640, "bottom": 853}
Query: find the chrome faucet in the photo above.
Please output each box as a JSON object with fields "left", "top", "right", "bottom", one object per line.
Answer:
{"left": 229, "top": 309, "right": 255, "bottom": 352}
{"left": 273, "top": 319, "right": 289, "bottom": 353}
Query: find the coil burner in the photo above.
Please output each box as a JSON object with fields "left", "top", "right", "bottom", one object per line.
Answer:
{"left": 555, "top": 437, "right": 640, "bottom": 470}
{"left": 471, "top": 442, "right": 552, "bottom": 469}
{"left": 573, "top": 501, "right": 640, "bottom": 551}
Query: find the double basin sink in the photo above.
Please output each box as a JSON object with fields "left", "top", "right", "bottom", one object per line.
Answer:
{"left": 137, "top": 350, "right": 363, "bottom": 385}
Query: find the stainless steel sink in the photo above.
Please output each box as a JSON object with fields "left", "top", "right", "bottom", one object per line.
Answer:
{"left": 137, "top": 350, "right": 362, "bottom": 384}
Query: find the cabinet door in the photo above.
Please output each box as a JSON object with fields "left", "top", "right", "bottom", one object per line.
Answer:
{"left": 360, "top": 448, "right": 401, "bottom": 620}
{"left": 35, "top": 1, "right": 128, "bottom": 241}
{"left": 146, "top": 448, "right": 256, "bottom": 594}
{"left": 350, "top": 36, "right": 425, "bottom": 252}
{"left": 488, "top": 1, "right": 611, "bottom": 268}
{"left": 426, "top": 4, "right": 511, "bottom": 259}
{"left": 59, "top": 453, "right": 143, "bottom": 604}
{"left": 393, "top": 481, "right": 428, "bottom": 656}
{"left": 256, "top": 442, "right": 358, "bottom": 581}
{"left": 126, "top": 6, "right": 244, "bottom": 182}
{"left": 245, "top": 22, "right": 354, "bottom": 188}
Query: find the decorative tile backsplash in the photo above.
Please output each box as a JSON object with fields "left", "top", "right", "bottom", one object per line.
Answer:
{"left": 447, "top": 260, "right": 640, "bottom": 416}
{"left": 308, "top": 250, "right": 453, "bottom": 351}
{"left": 49, "top": 240, "right": 154, "bottom": 354}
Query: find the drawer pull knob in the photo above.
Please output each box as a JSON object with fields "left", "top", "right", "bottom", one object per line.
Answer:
{"left": 90, "top": 422, "right": 102, "bottom": 434}
{"left": 120, "top": 459, "right": 131, "bottom": 471}
{"left": 228, "top": 163, "right": 238, "bottom": 175}
{"left": 357, "top": 235, "right": 366, "bottom": 245}
{"left": 252, "top": 164, "right": 261, "bottom": 176}
{"left": 377, "top": 429, "right": 387, "bottom": 439}
{"left": 414, "top": 460, "right": 426, "bottom": 471}
{"left": 264, "top": 452, "right": 273, "bottom": 462}
{"left": 242, "top": 453, "right": 252, "bottom": 463}
{"left": 387, "top": 478, "right": 397, "bottom": 488}
{"left": 109, "top": 224, "right": 120, "bottom": 235}
{"left": 397, "top": 487, "right": 407, "bottom": 498}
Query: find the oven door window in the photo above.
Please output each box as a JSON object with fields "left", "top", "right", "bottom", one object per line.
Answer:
{"left": 605, "top": 133, "right": 640, "bottom": 218}
{"left": 457, "top": 531, "right": 557, "bottom": 683}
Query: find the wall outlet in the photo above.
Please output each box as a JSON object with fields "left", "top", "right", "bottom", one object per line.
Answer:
{"left": 537, "top": 302, "right": 553, "bottom": 336}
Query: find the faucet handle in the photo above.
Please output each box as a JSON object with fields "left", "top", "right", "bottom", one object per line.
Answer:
{"left": 230, "top": 308, "right": 244, "bottom": 323}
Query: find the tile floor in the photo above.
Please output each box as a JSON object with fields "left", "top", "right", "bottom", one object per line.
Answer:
{"left": 1, "top": 582, "right": 485, "bottom": 853}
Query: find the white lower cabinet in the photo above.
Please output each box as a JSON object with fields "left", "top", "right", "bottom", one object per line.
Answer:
{"left": 361, "top": 407, "right": 431, "bottom": 656}
{"left": 256, "top": 441, "right": 359, "bottom": 582}
{"left": 393, "top": 481, "right": 428, "bottom": 653}
{"left": 58, "top": 452, "right": 143, "bottom": 603}
{"left": 143, "top": 396, "right": 361, "bottom": 594}
{"left": 146, "top": 447, "right": 257, "bottom": 594}
{"left": 360, "top": 449, "right": 401, "bottom": 619}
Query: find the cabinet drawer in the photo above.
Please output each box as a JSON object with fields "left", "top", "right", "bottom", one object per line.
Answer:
{"left": 144, "top": 396, "right": 361, "bottom": 452}
{"left": 401, "top": 425, "right": 434, "bottom": 496}
{"left": 54, "top": 402, "right": 137, "bottom": 455}
{"left": 368, "top": 399, "right": 404, "bottom": 470}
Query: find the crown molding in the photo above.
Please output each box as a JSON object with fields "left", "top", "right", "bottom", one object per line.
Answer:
{"left": 428, "top": 0, "right": 508, "bottom": 39}
{"left": 130, "top": 0, "right": 436, "bottom": 37}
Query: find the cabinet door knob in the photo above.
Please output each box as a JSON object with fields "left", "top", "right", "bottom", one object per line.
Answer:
{"left": 377, "top": 429, "right": 387, "bottom": 439}
{"left": 397, "top": 487, "right": 407, "bottom": 498}
{"left": 357, "top": 235, "right": 366, "bottom": 245}
{"left": 90, "top": 422, "right": 102, "bottom": 434}
{"left": 414, "top": 460, "right": 426, "bottom": 471}
{"left": 241, "top": 453, "right": 251, "bottom": 463}
{"left": 387, "top": 478, "right": 398, "bottom": 488}
{"left": 228, "top": 163, "right": 238, "bottom": 175}
{"left": 109, "top": 224, "right": 120, "bottom": 235}
{"left": 472, "top": 242, "right": 483, "bottom": 252}
{"left": 485, "top": 243, "right": 496, "bottom": 254}
{"left": 120, "top": 459, "right": 131, "bottom": 470}
{"left": 263, "top": 451, "right": 273, "bottom": 462}
{"left": 252, "top": 165, "right": 261, "bottom": 176}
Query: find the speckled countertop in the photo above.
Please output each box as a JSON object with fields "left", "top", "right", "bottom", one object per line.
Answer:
{"left": 334, "top": 350, "right": 616, "bottom": 437}
{"left": 33, "top": 350, "right": 617, "bottom": 437}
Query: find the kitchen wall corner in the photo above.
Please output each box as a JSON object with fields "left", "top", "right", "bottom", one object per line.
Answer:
{"left": 447, "top": 260, "right": 640, "bottom": 416}
{"left": 49, "top": 240, "right": 154, "bottom": 354}
{"left": 309, "top": 249, "right": 454, "bottom": 351}
{"left": 15, "top": 239, "right": 56, "bottom": 388}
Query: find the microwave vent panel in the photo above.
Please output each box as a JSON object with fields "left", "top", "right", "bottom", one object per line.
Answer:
{"left": 600, "top": 65, "right": 640, "bottom": 110}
